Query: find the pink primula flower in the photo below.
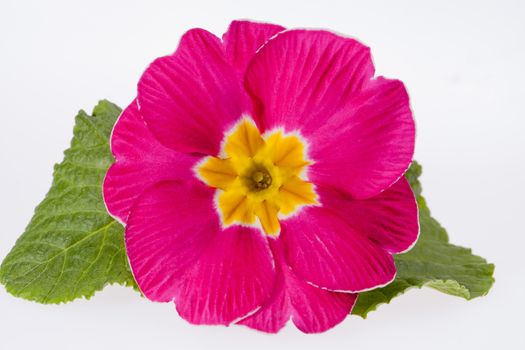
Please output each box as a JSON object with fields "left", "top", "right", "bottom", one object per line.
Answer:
{"left": 103, "top": 20, "right": 418, "bottom": 333}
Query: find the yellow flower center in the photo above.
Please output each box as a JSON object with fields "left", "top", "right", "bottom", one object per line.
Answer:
{"left": 196, "top": 118, "right": 318, "bottom": 236}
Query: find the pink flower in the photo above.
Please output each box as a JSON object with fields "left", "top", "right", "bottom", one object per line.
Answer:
{"left": 103, "top": 20, "right": 418, "bottom": 333}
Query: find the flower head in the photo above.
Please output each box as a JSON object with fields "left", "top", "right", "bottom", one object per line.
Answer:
{"left": 103, "top": 20, "right": 418, "bottom": 333}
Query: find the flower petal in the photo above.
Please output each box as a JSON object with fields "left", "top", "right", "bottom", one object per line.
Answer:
{"left": 223, "top": 20, "right": 285, "bottom": 77}
{"left": 138, "top": 28, "right": 249, "bottom": 155}
{"left": 307, "top": 78, "right": 415, "bottom": 199}
{"left": 125, "top": 180, "right": 217, "bottom": 302}
{"left": 103, "top": 100, "right": 197, "bottom": 223}
{"left": 281, "top": 206, "right": 396, "bottom": 292}
{"left": 289, "top": 273, "right": 356, "bottom": 334}
{"left": 319, "top": 177, "right": 419, "bottom": 253}
{"left": 245, "top": 29, "right": 374, "bottom": 131}
{"left": 175, "top": 224, "right": 275, "bottom": 325}
{"left": 126, "top": 180, "right": 275, "bottom": 325}
{"left": 237, "top": 263, "right": 290, "bottom": 333}
{"left": 239, "top": 240, "right": 356, "bottom": 333}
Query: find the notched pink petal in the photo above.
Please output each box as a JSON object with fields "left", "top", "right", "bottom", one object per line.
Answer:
{"left": 290, "top": 276, "right": 356, "bottom": 334}
{"left": 138, "top": 28, "right": 249, "bottom": 155}
{"left": 223, "top": 20, "right": 285, "bottom": 78}
{"left": 281, "top": 207, "right": 396, "bottom": 292}
{"left": 244, "top": 29, "right": 374, "bottom": 132}
{"left": 175, "top": 225, "right": 275, "bottom": 326}
{"left": 126, "top": 179, "right": 275, "bottom": 324}
{"left": 308, "top": 77, "right": 415, "bottom": 199}
{"left": 320, "top": 177, "right": 419, "bottom": 253}
{"left": 125, "top": 180, "right": 217, "bottom": 302}
{"left": 239, "top": 241, "right": 356, "bottom": 334}
{"left": 237, "top": 260, "right": 290, "bottom": 333}
{"left": 103, "top": 100, "right": 197, "bottom": 223}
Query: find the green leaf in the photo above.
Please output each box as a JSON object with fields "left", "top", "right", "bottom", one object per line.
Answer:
{"left": 0, "top": 100, "right": 136, "bottom": 303}
{"left": 352, "top": 161, "right": 495, "bottom": 317}
{"left": 0, "top": 101, "right": 494, "bottom": 310}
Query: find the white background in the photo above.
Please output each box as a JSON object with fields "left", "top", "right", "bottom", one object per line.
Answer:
{"left": 1, "top": 0, "right": 523, "bottom": 349}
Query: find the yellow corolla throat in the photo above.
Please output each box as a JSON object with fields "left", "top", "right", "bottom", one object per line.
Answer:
{"left": 196, "top": 118, "right": 318, "bottom": 236}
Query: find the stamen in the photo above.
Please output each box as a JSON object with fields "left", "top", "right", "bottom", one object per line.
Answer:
{"left": 242, "top": 166, "right": 272, "bottom": 192}
{"left": 251, "top": 170, "right": 272, "bottom": 190}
